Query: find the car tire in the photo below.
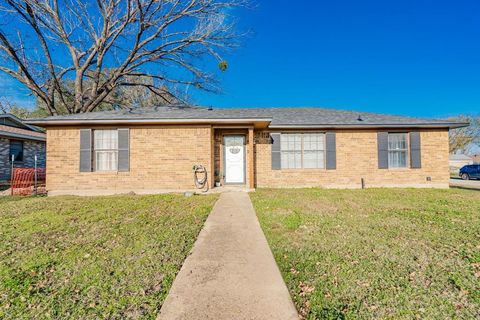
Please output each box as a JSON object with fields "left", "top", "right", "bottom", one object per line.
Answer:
{"left": 461, "top": 173, "right": 470, "bottom": 180}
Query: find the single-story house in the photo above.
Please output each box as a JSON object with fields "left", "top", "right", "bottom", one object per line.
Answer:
{"left": 449, "top": 154, "right": 473, "bottom": 171}
{"left": 27, "top": 106, "right": 466, "bottom": 196}
{"left": 0, "top": 114, "right": 46, "bottom": 182}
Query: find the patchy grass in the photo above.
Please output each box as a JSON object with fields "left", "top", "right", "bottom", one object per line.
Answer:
{"left": 0, "top": 193, "right": 218, "bottom": 319}
{"left": 251, "top": 188, "right": 480, "bottom": 319}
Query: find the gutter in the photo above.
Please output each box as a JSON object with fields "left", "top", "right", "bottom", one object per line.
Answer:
{"left": 26, "top": 118, "right": 273, "bottom": 126}
{"left": 268, "top": 122, "right": 469, "bottom": 129}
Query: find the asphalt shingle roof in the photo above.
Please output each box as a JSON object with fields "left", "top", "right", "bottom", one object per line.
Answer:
{"left": 0, "top": 114, "right": 46, "bottom": 141}
{"left": 26, "top": 105, "right": 466, "bottom": 128}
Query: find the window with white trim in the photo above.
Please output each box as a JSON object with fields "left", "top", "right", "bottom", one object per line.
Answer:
{"left": 94, "top": 130, "right": 118, "bottom": 171}
{"left": 280, "top": 133, "right": 325, "bottom": 169}
{"left": 388, "top": 133, "right": 408, "bottom": 168}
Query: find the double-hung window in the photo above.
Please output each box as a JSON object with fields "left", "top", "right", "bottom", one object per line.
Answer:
{"left": 94, "top": 130, "right": 118, "bottom": 171}
{"left": 303, "top": 133, "right": 326, "bottom": 168}
{"left": 387, "top": 133, "right": 408, "bottom": 168}
{"left": 281, "top": 134, "right": 302, "bottom": 169}
{"left": 280, "top": 133, "right": 325, "bottom": 169}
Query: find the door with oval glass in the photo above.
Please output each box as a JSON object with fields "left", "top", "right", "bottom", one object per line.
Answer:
{"left": 224, "top": 135, "right": 245, "bottom": 184}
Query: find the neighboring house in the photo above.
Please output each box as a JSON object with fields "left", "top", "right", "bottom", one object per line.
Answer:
{"left": 27, "top": 106, "right": 466, "bottom": 195}
{"left": 0, "top": 114, "right": 46, "bottom": 182}
{"left": 449, "top": 154, "right": 473, "bottom": 171}
{"left": 472, "top": 154, "right": 480, "bottom": 164}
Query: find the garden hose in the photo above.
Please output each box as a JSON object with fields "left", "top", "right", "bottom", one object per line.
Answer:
{"left": 192, "top": 165, "right": 209, "bottom": 192}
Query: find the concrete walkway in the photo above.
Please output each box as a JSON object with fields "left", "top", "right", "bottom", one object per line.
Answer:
{"left": 158, "top": 192, "right": 298, "bottom": 320}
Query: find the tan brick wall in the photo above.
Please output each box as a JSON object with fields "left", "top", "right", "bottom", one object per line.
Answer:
{"left": 46, "top": 125, "right": 212, "bottom": 194}
{"left": 254, "top": 129, "right": 450, "bottom": 188}
{"left": 46, "top": 126, "right": 450, "bottom": 194}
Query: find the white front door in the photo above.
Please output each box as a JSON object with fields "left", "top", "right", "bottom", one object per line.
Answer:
{"left": 224, "top": 135, "right": 245, "bottom": 184}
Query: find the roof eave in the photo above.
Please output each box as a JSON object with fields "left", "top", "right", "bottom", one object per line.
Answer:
{"left": 1, "top": 114, "right": 44, "bottom": 132}
{"left": 0, "top": 130, "right": 46, "bottom": 141}
{"left": 268, "top": 122, "right": 469, "bottom": 129}
{"left": 26, "top": 118, "right": 469, "bottom": 130}
{"left": 26, "top": 118, "right": 273, "bottom": 126}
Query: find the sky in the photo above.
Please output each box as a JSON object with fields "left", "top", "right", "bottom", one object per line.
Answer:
{"left": 1, "top": 0, "right": 479, "bottom": 118}
{"left": 0, "top": 74, "right": 36, "bottom": 109}
{"left": 196, "top": 0, "right": 480, "bottom": 118}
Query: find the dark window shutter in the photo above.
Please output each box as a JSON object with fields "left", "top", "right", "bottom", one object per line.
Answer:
{"left": 325, "top": 132, "right": 336, "bottom": 170}
{"left": 271, "top": 133, "right": 281, "bottom": 170}
{"left": 118, "top": 128, "right": 130, "bottom": 172}
{"left": 377, "top": 132, "right": 389, "bottom": 169}
{"left": 79, "top": 129, "right": 92, "bottom": 172}
{"left": 410, "top": 131, "right": 421, "bottom": 169}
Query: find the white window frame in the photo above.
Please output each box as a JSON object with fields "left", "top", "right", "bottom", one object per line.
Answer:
{"left": 280, "top": 133, "right": 326, "bottom": 169}
{"left": 93, "top": 129, "right": 119, "bottom": 172}
{"left": 387, "top": 132, "right": 409, "bottom": 168}
{"left": 280, "top": 133, "right": 302, "bottom": 169}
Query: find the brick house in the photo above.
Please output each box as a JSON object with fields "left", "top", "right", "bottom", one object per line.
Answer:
{"left": 0, "top": 114, "right": 46, "bottom": 182}
{"left": 27, "top": 106, "right": 466, "bottom": 196}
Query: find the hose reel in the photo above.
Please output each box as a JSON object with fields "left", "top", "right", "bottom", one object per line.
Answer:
{"left": 192, "top": 164, "right": 209, "bottom": 192}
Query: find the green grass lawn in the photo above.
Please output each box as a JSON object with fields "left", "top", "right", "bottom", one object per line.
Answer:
{"left": 0, "top": 193, "right": 218, "bottom": 319}
{"left": 251, "top": 188, "right": 480, "bottom": 319}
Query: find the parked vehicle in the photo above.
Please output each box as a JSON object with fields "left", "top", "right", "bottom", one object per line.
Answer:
{"left": 459, "top": 164, "right": 480, "bottom": 180}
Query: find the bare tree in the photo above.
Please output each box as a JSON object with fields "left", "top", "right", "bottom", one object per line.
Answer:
{"left": 449, "top": 115, "right": 480, "bottom": 154}
{"left": 0, "top": 97, "right": 14, "bottom": 114}
{"left": 0, "top": 0, "right": 245, "bottom": 115}
{"left": 0, "top": 96, "right": 30, "bottom": 117}
{"left": 0, "top": 96, "right": 50, "bottom": 118}
{"left": 35, "top": 73, "right": 181, "bottom": 112}
{"left": 113, "top": 78, "right": 181, "bottom": 108}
